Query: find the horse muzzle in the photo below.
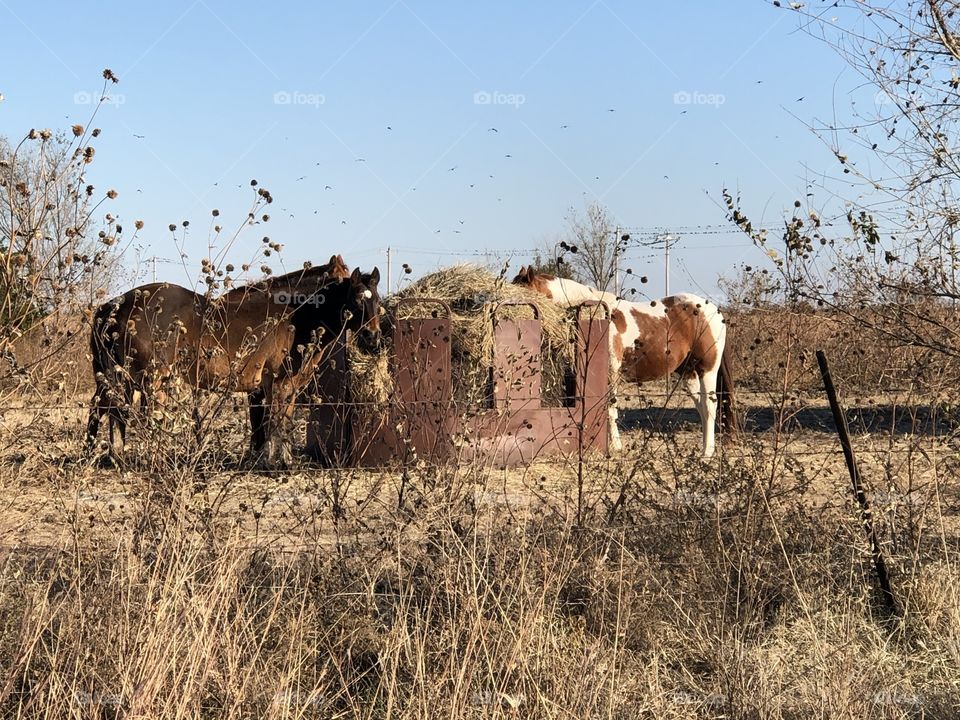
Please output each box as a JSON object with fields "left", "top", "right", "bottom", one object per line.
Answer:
{"left": 356, "top": 327, "right": 382, "bottom": 353}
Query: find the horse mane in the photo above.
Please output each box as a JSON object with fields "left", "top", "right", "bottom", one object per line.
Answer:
{"left": 226, "top": 254, "right": 350, "bottom": 297}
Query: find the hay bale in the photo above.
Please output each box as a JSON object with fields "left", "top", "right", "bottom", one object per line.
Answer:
{"left": 387, "top": 264, "right": 576, "bottom": 405}
{"left": 345, "top": 264, "right": 578, "bottom": 408}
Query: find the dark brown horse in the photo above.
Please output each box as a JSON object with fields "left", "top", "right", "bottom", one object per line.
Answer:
{"left": 86, "top": 256, "right": 380, "bottom": 468}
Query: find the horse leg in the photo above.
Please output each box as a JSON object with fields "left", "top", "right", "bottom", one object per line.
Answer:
{"left": 683, "top": 374, "right": 711, "bottom": 457}
{"left": 261, "top": 382, "right": 296, "bottom": 471}
{"left": 85, "top": 384, "right": 109, "bottom": 451}
{"left": 248, "top": 389, "right": 267, "bottom": 460}
{"left": 696, "top": 369, "right": 721, "bottom": 458}
{"left": 607, "top": 363, "right": 623, "bottom": 452}
{"left": 608, "top": 403, "right": 622, "bottom": 451}
{"left": 107, "top": 404, "right": 127, "bottom": 464}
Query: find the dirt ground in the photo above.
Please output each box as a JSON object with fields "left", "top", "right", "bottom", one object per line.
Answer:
{"left": 1, "top": 384, "right": 956, "bottom": 553}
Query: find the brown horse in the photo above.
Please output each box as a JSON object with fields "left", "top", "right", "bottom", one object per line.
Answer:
{"left": 86, "top": 256, "right": 380, "bottom": 468}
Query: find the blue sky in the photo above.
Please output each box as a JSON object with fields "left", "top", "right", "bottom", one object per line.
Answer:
{"left": 0, "top": 1, "right": 851, "bottom": 299}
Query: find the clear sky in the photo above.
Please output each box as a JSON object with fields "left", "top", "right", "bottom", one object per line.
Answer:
{"left": 0, "top": 1, "right": 851, "bottom": 300}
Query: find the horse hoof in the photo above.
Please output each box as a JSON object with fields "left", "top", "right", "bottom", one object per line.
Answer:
{"left": 94, "top": 453, "right": 121, "bottom": 470}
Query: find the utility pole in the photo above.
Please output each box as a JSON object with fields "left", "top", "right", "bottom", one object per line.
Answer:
{"left": 613, "top": 226, "right": 620, "bottom": 296}
{"left": 660, "top": 233, "right": 675, "bottom": 297}
{"left": 152, "top": 256, "right": 157, "bottom": 283}
{"left": 386, "top": 246, "right": 393, "bottom": 295}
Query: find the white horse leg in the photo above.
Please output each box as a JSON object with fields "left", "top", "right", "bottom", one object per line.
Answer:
{"left": 683, "top": 375, "right": 709, "bottom": 455}
{"left": 607, "top": 369, "right": 623, "bottom": 452}
{"left": 699, "top": 369, "right": 720, "bottom": 458}
{"left": 609, "top": 404, "right": 622, "bottom": 451}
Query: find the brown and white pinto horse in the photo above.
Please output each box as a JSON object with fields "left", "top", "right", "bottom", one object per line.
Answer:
{"left": 86, "top": 255, "right": 380, "bottom": 468}
{"left": 513, "top": 267, "right": 736, "bottom": 457}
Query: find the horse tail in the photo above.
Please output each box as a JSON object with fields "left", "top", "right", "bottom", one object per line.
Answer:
{"left": 89, "top": 298, "right": 132, "bottom": 406}
{"left": 716, "top": 347, "right": 738, "bottom": 435}
{"left": 90, "top": 302, "right": 116, "bottom": 381}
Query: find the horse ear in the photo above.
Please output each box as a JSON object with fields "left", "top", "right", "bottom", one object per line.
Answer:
{"left": 369, "top": 267, "right": 380, "bottom": 285}
{"left": 517, "top": 265, "right": 528, "bottom": 280}
{"left": 350, "top": 267, "right": 362, "bottom": 283}
{"left": 328, "top": 254, "right": 340, "bottom": 267}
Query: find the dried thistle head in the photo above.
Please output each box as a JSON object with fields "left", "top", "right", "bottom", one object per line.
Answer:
{"left": 71, "top": 124, "right": 84, "bottom": 137}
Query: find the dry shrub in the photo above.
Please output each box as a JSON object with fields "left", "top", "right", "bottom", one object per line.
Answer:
{"left": 3, "top": 419, "right": 960, "bottom": 718}
{"left": 725, "top": 304, "right": 960, "bottom": 397}
{"left": 3, "top": 311, "right": 92, "bottom": 403}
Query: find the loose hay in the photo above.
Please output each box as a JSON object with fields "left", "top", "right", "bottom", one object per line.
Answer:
{"left": 348, "top": 264, "right": 577, "bottom": 407}
{"left": 347, "top": 345, "right": 391, "bottom": 406}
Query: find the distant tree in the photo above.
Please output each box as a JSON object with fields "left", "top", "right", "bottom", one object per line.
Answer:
{"left": 560, "top": 202, "right": 626, "bottom": 292}
{"left": 525, "top": 241, "right": 577, "bottom": 279}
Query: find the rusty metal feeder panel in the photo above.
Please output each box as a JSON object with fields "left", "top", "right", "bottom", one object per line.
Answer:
{"left": 306, "top": 299, "right": 610, "bottom": 468}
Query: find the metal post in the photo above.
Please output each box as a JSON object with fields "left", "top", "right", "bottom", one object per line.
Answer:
{"left": 152, "top": 256, "right": 157, "bottom": 283}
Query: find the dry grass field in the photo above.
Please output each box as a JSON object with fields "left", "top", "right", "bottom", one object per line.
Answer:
{"left": 1, "top": 307, "right": 959, "bottom": 718}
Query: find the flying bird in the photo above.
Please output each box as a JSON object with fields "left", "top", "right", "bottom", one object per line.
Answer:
{"left": 296, "top": 176, "right": 307, "bottom": 181}
{"left": 487, "top": 127, "right": 498, "bottom": 132}
{"left": 324, "top": 185, "right": 333, "bottom": 190}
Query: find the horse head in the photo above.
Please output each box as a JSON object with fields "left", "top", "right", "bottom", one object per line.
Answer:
{"left": 512, "top": 265, "right": 556, "bottom": 299}
{"left": 341, "top": 266, "right": 382, "bottom": 352}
